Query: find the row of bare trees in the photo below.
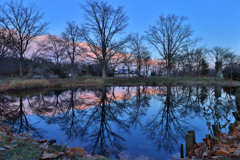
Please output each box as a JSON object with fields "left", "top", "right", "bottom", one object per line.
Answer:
{"left": 0, "top": 0, "right": 239, "bottom": 80}
{"left": 0, "top": 0, "right": 132, "bottom": 80}
{"left": 173, "top": 46, "right": 239, "bottom": 80}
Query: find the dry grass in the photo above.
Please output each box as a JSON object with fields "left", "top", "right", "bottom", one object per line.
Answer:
{"left": 9, "top": 79, "right": 50, "bottom": 90}
{"left": 0, "top": 127, "right": 110, "bottom": 160}
{"left": 84, "top": 78, "right": 104, "bottom": 85}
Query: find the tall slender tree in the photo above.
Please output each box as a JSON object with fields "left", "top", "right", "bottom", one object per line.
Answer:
{"left": 40, "top": 34, "right": 67, "bottom": 68}
{"left": 62, "top": 21, "right": 84, "bottom": 80}
{"left": 130, "top": 33, "right": 151, "bottom": 76}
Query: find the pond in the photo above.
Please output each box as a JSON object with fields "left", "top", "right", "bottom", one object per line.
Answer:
{"left": 0, "top": 86, "right": 238, "bottom": 160}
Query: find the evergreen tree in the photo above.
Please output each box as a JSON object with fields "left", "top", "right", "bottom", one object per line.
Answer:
{"left": 200, "top": 58, "right": 209, "bottom": 76}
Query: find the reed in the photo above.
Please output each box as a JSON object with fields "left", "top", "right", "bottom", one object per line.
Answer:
{"left": 9, "top": 79, "right": 50, "bottom": 90}
{"left": 84, "top": 78, "right": 104, "bottom": 85}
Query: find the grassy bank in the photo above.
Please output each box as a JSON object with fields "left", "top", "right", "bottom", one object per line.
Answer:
{"left": 0, "top": 124, "right": 109, "bottom": 160}
{"left": 0, "top": 79, "right": 51, "bottom": 93}
{"left": 0, "top": 77, "right": 240, "bottom": 93}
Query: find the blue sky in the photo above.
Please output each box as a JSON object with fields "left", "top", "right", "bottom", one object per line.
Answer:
{"left": 2, "top": 0, "right": 240, "bottom": 56}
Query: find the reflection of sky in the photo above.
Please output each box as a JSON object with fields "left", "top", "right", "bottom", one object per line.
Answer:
{"left": 2, "top": 86, "right": 237, "bottom": 160}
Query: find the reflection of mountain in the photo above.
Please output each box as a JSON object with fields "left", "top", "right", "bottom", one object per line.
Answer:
{"left": 1, "top": 87, "right": 166, "bottom": 116}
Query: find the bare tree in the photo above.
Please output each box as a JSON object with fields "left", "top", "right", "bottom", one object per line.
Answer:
{"left": 62, "top": 21, "right": 84, "bottom": 80}
{"left": 144, "top": 59, "right": 152, "bottom": 76}
{"left": 79, "top": 0, "right": 131, "bottom": 80}
{"left": 0, "top": 29, "right": 16, "bottom": 72}
{"left": 130, "top": 33, "right": 151, "bottom": 76}
{"left": 225, "top": 53, "right": 238, "bottom": 81}
{"left": 146, "top": 14, "right": 199, "bottom": 79}
{"left": 182, "top": 46, "right": 195, "bottom": 78}
{"left": 124, "top": 56, "right": 134, "bottom": 77}
{"left": 0, "top": 0, "right": 49, "bottom": 77}
{"left": 174, "top": 54, "right": 186, "bottom": 77}
{"left": 194, "top": 47, "right": 208, "bottom": 80}
{"left": 157, "top": 60, "right": 166, "bottom": 77}
{"left": 0, "top": 29, "right": 14, "bottom": 58}
{"left": 40, "top": 34, "right": 67, "bottom": 68}
{"left": 209, "top": 46, "right": 234, "bottom": 80}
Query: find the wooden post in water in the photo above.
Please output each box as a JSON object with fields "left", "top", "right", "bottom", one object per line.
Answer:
{"left": 188, "top": 130, "right": 196, "bottom": 144}
{"left": 186, "top": 133, "right": 193, "bottom": 157}
{"left": 212, "top": 125, "right": 219, "bottom": 136}
{"left": 180, "top": 143, "right": 184, "bottom": 158}
{"left": 236, "top": 88, "right": 240, "bottom": 115}
{"left": 229, "top": 123, "right": 235, "bottom": 135}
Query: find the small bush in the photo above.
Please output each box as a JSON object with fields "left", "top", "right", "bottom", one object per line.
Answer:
{"left": 9, "top": 79, "right": 50, "bottom": 89}
{"left": 152, "top": 81, "right": 157, "bottom": 86}
{"left": 53, "top": 68, "right": 67, "bottom": 78}
{"left": 84, "top": 78, "right": 104, "bottom": 85}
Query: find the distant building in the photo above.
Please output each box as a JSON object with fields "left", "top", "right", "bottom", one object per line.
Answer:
{"left": 114, "top": 69, "right": 138, "bottom": 77}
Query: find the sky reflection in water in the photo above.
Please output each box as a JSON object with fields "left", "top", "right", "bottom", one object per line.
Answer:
{"left": 0, "top": 86, "right": 237, "bottom": 160}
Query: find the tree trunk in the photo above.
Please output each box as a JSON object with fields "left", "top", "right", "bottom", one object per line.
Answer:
{"left": 56, "top": 58, "right": 59, "bottom": 69}
{"left": 235, "top": 88, "right": 240, "bottom": 115}
{"left": 20, "top": 54, "right": 23, "bottom": 77}
{"left": 197, "top": 66, "right": 200, "bottom": 80}
{"left": 138, "top": 67, "right": 141, "bottom": 78}
{"left": 167, "top": 67, "right": 171, "bottom": 80}
{"left": 190, "top": 68, "right": 192, "bottom": 79}
{"left": 102, "top": 65, "right": 107, "bottom": 80}
{"left": 71, "top": 62, "right": 75, "bottom": 80}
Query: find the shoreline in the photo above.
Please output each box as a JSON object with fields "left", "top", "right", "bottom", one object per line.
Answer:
{"left": 0, "top": 122, "right": 108, "bottom": 160}
{"left": 0, "top": 77, "right": 240, "bottom": 94}
{"left": 1, "top": 80, "right": 240, "bottom": 159}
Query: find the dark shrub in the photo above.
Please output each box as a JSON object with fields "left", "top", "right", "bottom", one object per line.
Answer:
{"left": 225, "top": 72, "right": 240, "bottom": 80}
{"left": 53, "top": 68, "right": 67, "bottom": 78}
{"left": 152, "top": 81, "right": 157, "bottom": 86}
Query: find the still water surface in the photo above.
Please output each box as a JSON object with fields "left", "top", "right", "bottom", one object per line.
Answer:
{"left": 0, "top": 86, "right": 237, "bottom": 159}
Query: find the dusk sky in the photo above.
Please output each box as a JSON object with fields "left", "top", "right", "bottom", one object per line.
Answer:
{"left": 2, "top": 0, "right": 240, "bottom": 56}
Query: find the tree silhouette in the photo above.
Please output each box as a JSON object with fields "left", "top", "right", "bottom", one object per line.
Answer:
{"left": 0, "top": 96, "right": 45, "bottom": 138}
{"left": 143, "top": 86, "right": 197, "bottom": 154}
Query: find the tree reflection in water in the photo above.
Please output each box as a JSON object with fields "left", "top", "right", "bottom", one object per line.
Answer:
{"left": 125, "top": 86, "right": 151, "bottom": 128}
{"left": 40, "top": 87, "right": 134, "bottom": 157}
{"left": 203, "top": 86, "right": 236, "bottom": 131}
{"left": 0, "top": 86, "right": 237, "bottom": 158}
{"left": 0, "top": 95, "right": 46, "bottom": 139}
{"left": 143, "top": 86, "right": 198, "bottom": 154}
